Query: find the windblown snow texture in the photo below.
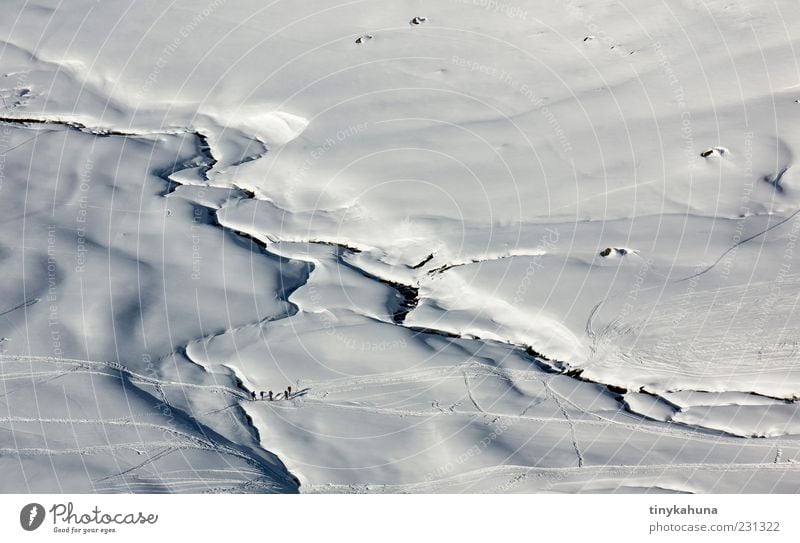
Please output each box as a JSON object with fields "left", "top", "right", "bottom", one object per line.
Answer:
{"left": 2, "top": 0, "right": 800, "bottom": 493}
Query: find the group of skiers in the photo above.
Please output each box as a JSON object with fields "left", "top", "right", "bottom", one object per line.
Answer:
{"left": 249, "top": 386, "right": 292, "bottom": 401}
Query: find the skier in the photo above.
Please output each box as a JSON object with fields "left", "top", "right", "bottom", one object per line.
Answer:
{"left": 260, "top": 391, "right": 265, "bottom": 400}
{"left": 268, "top": 390, "right": 273, "bottom": 401}
{"left": 250, "top": 391, "right": 256, "bottom": 401}
{"left": 285, "top": 389, "right": 290, "bottom": 400}
{"left": 287, "top": 385, "right": 292, "bottom": 396}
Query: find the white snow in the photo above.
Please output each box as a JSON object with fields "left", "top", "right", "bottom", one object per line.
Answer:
{"left": 2, "top": 0, "right": 800, "bottom": 493}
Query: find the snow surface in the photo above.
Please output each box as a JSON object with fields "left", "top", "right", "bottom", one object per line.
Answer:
{"left": 2, "top": 0, "right": 800, "bottom": 492}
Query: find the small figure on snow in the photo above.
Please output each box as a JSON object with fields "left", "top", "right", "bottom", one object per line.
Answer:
{"left": 260, "top": 391, "right": 265, "bottom": 400}
{"left": 250, "top": 391, "right": 256, "bottom": 401}
{"left": 288, "top": 385, "right": 292, "bottom": 396}
{"left": 285, "top": 389, "right": 290, "bottom": 400}
{"left": 268, "top": 390, "right": 274, "bottom": 401}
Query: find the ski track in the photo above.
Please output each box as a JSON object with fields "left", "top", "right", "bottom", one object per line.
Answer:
{"left": 0, "top": 356, "right": 290, "bottom": 492}
{"left": 677, "top": 209, "right": 800, "bottom": 283}
{"left": 8, "top": 351, "right": 796, "bottom": 469}
{"left": 260, "top": 359, "right": 800, "bottom": 450}
{"left": 305, "top": 461, "right": 800, "bottom": 494}
{"left": 588, "top": 275, "right": 800, "bottom": 398}
{"left": 462, "top": 366, "right": 486, "bottom": 414}
{"left": 6, "top": 114, "right": 800, "bottom": 492}
{"left": 544, "top": 381, "right": 585, "bottom": 468}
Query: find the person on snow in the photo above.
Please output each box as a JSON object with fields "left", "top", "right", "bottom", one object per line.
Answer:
{"left": 288, "top": 385, "right": 292, "bottom": 396}
{"left": 260, "top": 391, "right": 265, "bottom": 400}
{"left": 268, "top": 390, "right": 273, "bottom": 401}
{"left": 250, "top": 391, "right": 256, "bottom": 401}
{"left": 285, "top": 389, "right": 290, "bottom": 400}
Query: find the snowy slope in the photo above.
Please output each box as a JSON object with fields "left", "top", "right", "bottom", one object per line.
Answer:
{"left": 2, "top": 0, "right": 800, "bottom": 492}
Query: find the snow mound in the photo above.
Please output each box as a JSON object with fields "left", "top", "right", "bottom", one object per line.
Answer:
{"left": 206, "top": 109, "right": 309, "bottom": 146}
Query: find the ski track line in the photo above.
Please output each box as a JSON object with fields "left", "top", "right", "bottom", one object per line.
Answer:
{"left": 545, "top": 381, "right": 800, "bottom": 449}
{"left": 5, "top": 352, "right": 798, "bottom": 465}
{"left": 462, "top": 369, "right": 486, "bottom": 414}
{"left": 94, "top": 446, "right": 178, "bottom": 483}
{"left": 5, "top": 117, "right": 798, "bottom": 491}
{"left": 1, "top": 441, "right": 191, "bottom": 457}
{"left": 0, "top": 355, "right": 247, "bottom": 397}
{"left": 0, "top": 414, "right": 278, "bottom": 475}
{"left": 305, "top": 461, "right": 800, "bottom": 494}
{"left": 677, "top": 209, "right": 800, "bottom": 283}
{"left": 544, "top": 380, "right": 585, "bottom": 468}
{"left": 307, "top": 362, "right": 800, "bottom": 447}
{"left": 278, "top": 358, "right": 800, "bottom": 449}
